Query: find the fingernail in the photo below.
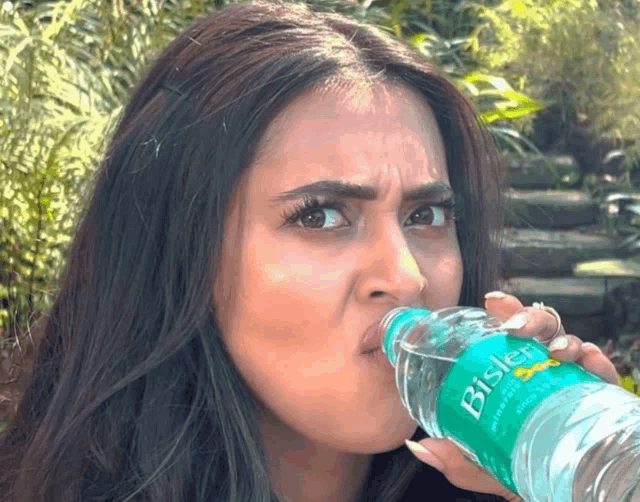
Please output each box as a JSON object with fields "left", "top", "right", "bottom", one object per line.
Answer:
{"left": 500, "top": 313, "right": 529, "bottom": 330}
{"left": 549, "top": 336, "right": 569, "bottom": 352}
{"left": 485, "top": 291, "right": 507, "bottom": 299}
{"left": 582, "top": 342, "right": 601, "bottom": 352}
{"left": 405, "top": 440, "right": 445, "bottom": 471}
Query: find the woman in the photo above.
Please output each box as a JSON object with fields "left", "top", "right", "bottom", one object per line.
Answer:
{"left": 0, "top": 1, "right": 619, "bottom": 501}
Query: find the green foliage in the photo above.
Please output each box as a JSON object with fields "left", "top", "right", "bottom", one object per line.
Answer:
{"left": 0, "top": 0, "right": 224, "bottom": 337}
{"left": 1, "top": 0, "right": 109, "bottom": 335}
{"left": 401, "top": 1, "right": 543, "bottom": 157}
{"left": 458, "top": 72, "right": 542, "bottom": 124}
{"left": 472, "top": 0, "right": 640, "bottom": 162}
{"left": 471, "top": 0, "right": 594, "bottom": 69}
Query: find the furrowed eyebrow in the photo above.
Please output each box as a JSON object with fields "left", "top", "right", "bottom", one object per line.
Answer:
{"left": 268, "top": 180, "right": 455, "bottom": 205}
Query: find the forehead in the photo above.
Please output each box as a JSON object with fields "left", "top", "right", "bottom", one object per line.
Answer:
{"left": 248, "top": 82, "right": 448, "bottom": 192}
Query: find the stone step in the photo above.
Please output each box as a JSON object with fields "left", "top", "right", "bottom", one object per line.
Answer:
{"left": 505, "top": 189, "right": 599, "bottom": 229}
{"left": 500, "top": 228, "right": 619, "bottom": 277}
{"left": 500, "top": 276, "right": 639, "bottom": 343}
{"left": 506, "top": 154, "right": 580, "bottom": 189}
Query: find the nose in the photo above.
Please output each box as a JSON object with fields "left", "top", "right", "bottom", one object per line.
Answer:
{"left": 356, "top": 223, "right": 427, "bottom": 307}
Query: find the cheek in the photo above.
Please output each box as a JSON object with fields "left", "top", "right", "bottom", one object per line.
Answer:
{"left": 244, "top": 239, "right": 351, "bottom": 325}
{"left": 437, "top": 250, "right": 464, "bottom": 286}
{"left": 415, "top": 237, "right": 463, "bottom": 300}
{"left": 260, "top": 263, "right": 346, "bottom": 294}
{"left": 223, "top": 241, "right": 347, "bottom": 355}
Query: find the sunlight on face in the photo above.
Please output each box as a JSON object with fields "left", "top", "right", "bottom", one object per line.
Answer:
{"left": 214, "top": 82, "right": 463, "bottom": 454}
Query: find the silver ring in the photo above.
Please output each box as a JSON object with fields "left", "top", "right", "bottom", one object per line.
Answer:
{"left": 532, "top": 301, "right": 563, "bottom": 339}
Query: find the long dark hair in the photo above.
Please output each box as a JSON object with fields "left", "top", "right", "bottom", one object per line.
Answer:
{"left": 0, "top": 1, "right": 507, "bottom": 500}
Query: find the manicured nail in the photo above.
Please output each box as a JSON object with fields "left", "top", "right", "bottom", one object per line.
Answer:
{"left": 500, "top": 313, "right": 529, "bottom": 330}
{"left": 485, "top": 291, "right": 507, "bottom": 299}
{"left": 405, "top": 440, "right": 445, "bottom": 471}
{"left": 549, "top": 336, "right": 569, "bottom": 352}
{"left": 582, "top": 342, "right": 600, "bottom": 352}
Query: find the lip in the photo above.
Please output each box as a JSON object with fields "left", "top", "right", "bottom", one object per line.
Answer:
{"left": 360, "top": 317, "right": 387, "bottom": 355}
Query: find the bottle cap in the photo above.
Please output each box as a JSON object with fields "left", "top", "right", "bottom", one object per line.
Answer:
{"left": 382, "top": 307, "right": 432, "bottom": 366}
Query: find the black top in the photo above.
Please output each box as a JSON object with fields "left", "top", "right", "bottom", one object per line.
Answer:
{"left": 399, "top": 463, "right": 510, "bottom": 501}
{"left": 80, "top": 459, "right": 511, "bottom": 502}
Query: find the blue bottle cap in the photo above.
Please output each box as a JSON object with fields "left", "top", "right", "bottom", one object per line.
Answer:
{"left": 382, "top": 307, "right": 432, "bottom": 366}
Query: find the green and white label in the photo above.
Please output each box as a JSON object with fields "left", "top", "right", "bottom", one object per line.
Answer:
{"left": 436, "top": 334, "right": 603, "bottom": 494}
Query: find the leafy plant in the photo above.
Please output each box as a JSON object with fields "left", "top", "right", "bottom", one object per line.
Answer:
{"left": 376, "top": 0, "right": 546, "bottom": 158}
{"left": 0, "top": 0, "right": 228, "bottom": 340}
{"left": 470, "top": 0, "right": 640, "bottom": 166}
{"left": 1, "top": 0, "right": 116, "bottom": 337}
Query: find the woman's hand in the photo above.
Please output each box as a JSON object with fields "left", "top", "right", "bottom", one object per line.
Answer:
{"left": 404, "top": 291, "right": 620, "bottom": 502}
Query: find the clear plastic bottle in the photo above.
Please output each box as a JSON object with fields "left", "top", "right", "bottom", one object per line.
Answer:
{"left": 380, "top": 306, "right": 640, "bottom": 502}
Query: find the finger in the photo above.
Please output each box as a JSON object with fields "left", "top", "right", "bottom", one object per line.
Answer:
{"left": 406, "top": 438, "right": 524, "bottom": 502}
{"left": 484, "top": 293, "right": 566, "bottom": 345}
{"left": 499, "top": 306, "right": 566, "bottom": 345}
{"left": 548, "top": 336, "right": 619, "bottom": 385}
{"left": 484, "top": 291, "right": 525, "bottom": 322}
{"left": 578, "top": 344, "right": 620, "bottom": 385}
{"left": 547, "top": 334, "right": 591, "bottom": 362}
{"left": 485, "top": 296, "right": 618, "bottom": 384}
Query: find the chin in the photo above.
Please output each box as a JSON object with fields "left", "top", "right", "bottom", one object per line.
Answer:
{"left": 341, "top": 420, "right": 419, "bottom": 454}
{"left": 382, "top": 421, "right": 420, "bottom": 452}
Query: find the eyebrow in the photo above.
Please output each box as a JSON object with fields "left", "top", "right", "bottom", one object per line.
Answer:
{"left": 268, "top": 179, "right": 455, "bottom": 205}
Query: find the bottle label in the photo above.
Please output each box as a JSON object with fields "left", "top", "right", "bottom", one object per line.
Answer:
{"left": 436, "top": 334, "right": 603, "bottom": 494}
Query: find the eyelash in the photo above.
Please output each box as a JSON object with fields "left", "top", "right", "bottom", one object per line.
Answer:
{"left": 280, "top": 195, "right": 459, "bottom": 231}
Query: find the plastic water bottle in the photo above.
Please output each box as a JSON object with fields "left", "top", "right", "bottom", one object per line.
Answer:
{"left": 380, "top": 306, "right": 640, "bottom": 502}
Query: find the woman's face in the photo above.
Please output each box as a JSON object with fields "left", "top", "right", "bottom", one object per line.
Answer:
{"left": 214, "top": 83, "right": 463, "bottom": 454}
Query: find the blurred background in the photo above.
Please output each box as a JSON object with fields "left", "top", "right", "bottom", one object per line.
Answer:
{"left": 2, "top": 0, "right": 640, "bottom": 431}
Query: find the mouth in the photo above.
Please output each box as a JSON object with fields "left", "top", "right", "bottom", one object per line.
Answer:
{"left": 359, "top": 316, "right": 388, "bottom": 355}
{"left": 359, "top": 313, "right": 407, "bottom": 374}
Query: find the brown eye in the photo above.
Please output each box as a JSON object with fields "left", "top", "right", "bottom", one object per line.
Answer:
{"left": 301, "top": 209, "right": 327, "bottom": 229}
{"left": 405, "top": 205, "right": 448, "bottom": 227}
{"left": 298, "top": 207, "right": 347, "bottom": 230}
{"left": 281, "top": 198, "right": 349, "bottom": 231}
